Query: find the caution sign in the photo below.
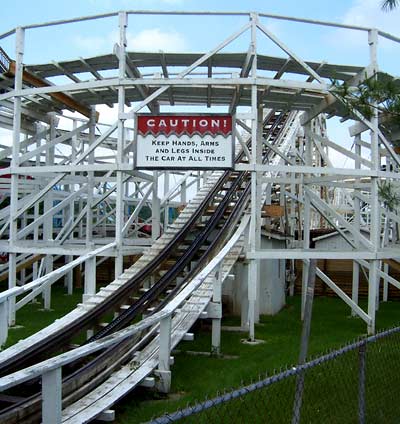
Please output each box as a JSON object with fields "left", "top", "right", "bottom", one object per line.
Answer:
{"left": 135, "top": 114, "right": 234, "bottom": 170}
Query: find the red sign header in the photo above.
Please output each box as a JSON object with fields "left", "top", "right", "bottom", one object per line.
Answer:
{"left": 137, "top": 115, "right": 232, "bottom": 137}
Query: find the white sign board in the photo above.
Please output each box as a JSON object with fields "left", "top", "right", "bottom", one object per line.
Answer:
{"left": 135, "top": 114, "right": 234, "bottom": 170}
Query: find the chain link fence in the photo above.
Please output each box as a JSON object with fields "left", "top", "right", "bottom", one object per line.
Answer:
{"left": 150, "top": 326, "right": 400, "bottom": 424}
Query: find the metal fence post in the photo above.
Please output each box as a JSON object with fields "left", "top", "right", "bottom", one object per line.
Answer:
{"left": 42, "top": 367, "right": 62, "bottom": 424}
{"left": 211, "top": 264, "right": 223, "bottom": 355}
{"left": 358, "top": 341, "right": 367, "bottom": 424}
{"left": 292, "top": 259, "right": 317, "bottom": 424}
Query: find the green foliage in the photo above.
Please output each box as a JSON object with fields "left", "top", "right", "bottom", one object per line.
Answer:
{"left": 331, "top": 73, "right": 400, "bottom": 127}
{"left": 381, "top": 0, "right": 399, "bottom": 11}
{"left": 378, "top": 180, "right": 400, "bottom": 211}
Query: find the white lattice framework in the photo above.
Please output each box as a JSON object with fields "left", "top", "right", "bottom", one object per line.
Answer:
{"left": 0, "top": 10, "right": 399, "bottom": 341}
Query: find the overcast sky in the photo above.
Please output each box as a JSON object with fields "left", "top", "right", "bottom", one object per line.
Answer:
{"left": 1, "top": 0, "right": 399, "bottom": 167}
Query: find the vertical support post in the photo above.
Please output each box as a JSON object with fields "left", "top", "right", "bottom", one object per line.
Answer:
{"left": 211, "top": 264, "right": 223, "bottom": 355}
{"left": 383, "top": 263, "right": 389, "bottom": 302}
{"left": 43, "top": 114, "right": 57, "bottom": 310}
{"left": 352, "top": 134, "right": 361, "bottom": 315}
{"left": 32, "top": 125, "right": 42, "bottom": 282}
{"left": 82, "top": 111, "right": 96, "bottom": 305}
{"left": 86, "top": 107, "right": 96, "bottom": 248}
{"left": 83, "top": 256, "right": 97, "bottom": 303}
{"left": 69, "top": 120, "right": 78, "bottom": 276}
{"left": 102, "top": 182, "right": 108, "bottom": 237}
{"left": 358, "top": 341, "right": 367, "bottom": 424}
{"left": 115, "top": 11, "right": 128, "bottom": 278}
{"left": 20, "top": 126, "right": 27, "bottom": 286}
{"left": 8, "top": 26, "right": 25, "bottom": 326}
{"left": 181, "top": 179, "right": 187, "bottom": 205}
{"left": 301, "top": 123, "right": 312, "bottom": 319}
{"left": 378, "top": 215, "right": 389, "bottom": 307}
{"left": 290, "top": 161, "right": 296, "bottom": 235}
{"left": 289, "top": 153, "right": 297, "bottom": 298}
{"left": 163, "top": 171, "right": 170, "bottom": 227}
{"left": 0, "top": 299, "right": 9, "bottom": 346}
{"left": 78, "top": 198, "right": 84, "bottom": 239}
{"left": 280, "top": 172, "right": 285, "bottom": 231}
{"left": 265, "top": 183, "right": 272, "bottom": 230}
{"left": 289, "top": 259, "right": 296, "bottom": 297}
{"left": 8, "top": 253, "right": 16, "bottom": 322}
{"left": 202, "top": 170, "right": 209, "bottom": 185}
{"left": 247, "top": 12, "right": 261, "bottom": 341}
{"left": 152, "top": 171, "right": 161, "bottom": 240}
{"left": 157, "top": 314, "right": 172, "bottom": 393}
{"left": 124, "top": 168, "right": 130, "bottom": 226}
{"left": 368, "top": 29, "right": 379, "bottom": 335}
{"left": 42, "top": 367, "right": 62, "bottom": 424}
{"left": 66, "top": 256, "right": 73, "bottom": 295}
{"left": 18, "top": 131, "right": 29, "bottom": 289}
{"left": 42, "top": 256, "right": 53, "bottom": 310}
{"left": 196, "top": 170, "right": 201, "bottom": 191}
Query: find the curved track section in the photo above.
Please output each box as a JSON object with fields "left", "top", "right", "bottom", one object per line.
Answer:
{"left": 0, "top": 170, "right": 224, "bottom": 373}
{"left": 63, "top": 224, "right": 247, "bottom": 423}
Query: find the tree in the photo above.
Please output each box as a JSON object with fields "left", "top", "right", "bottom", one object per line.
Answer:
{"left": 378, "top": 180, "right": 400, "bottom": 211}
{"left": 332, "top": 70, "right": 400, "bottom": 220}
{"left": 331, "top": 72, "right": 400, "bottom": 143}
{"left": 381, "top": 0, "right": 399, "bottom": 11}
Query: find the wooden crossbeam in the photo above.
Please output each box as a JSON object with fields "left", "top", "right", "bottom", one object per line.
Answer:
{"left": 383, "top": 259, "right": 400, "bottom": 272}
{"left": 6, "top": 61, "right": 99, "bottom": 121}
{"left": 0, "top": 254, "right": 44, "bottom": 283}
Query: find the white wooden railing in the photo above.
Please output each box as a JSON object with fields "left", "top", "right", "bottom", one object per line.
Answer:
{"left": 0, "top": 242, "right": 116, "bottom": 345}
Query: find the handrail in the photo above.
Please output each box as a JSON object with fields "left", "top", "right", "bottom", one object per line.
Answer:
{"left": 0, "top": 242, "right": 116, "bottom": 346}
{"left": 0, "top": 242, "right": 116, "bottom": 304}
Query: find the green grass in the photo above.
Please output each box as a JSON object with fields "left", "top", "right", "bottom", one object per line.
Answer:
{"left": 3, "top": 290, "right": 399, "bottom": 423}
{"left": 4, "top": 283, "right": 84, "bottom": 348}
{"left": 113, "top": 297, "right": 400, "bottom": 423}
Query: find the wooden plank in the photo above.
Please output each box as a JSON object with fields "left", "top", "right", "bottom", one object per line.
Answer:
{"left": 262, "top": 204, "right": 284, "bottom": 217}
{"left": 295, "top": 259, "right": 400, "bottom": 300}
{"left": 0, "top": 394, "right": 26, "bottom": 403}
{"left": 0, "top": 254, "right": 44, "bottom": 283}
{"left": 7, "top": 61, "right": 99, "bottom": 121}
{"left": 384, "top": 259, "right": 400, "bottom": 272}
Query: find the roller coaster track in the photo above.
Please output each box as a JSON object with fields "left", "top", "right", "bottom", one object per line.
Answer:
{"left": 0, "top": 110, "right": 299, "bottom": 423}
